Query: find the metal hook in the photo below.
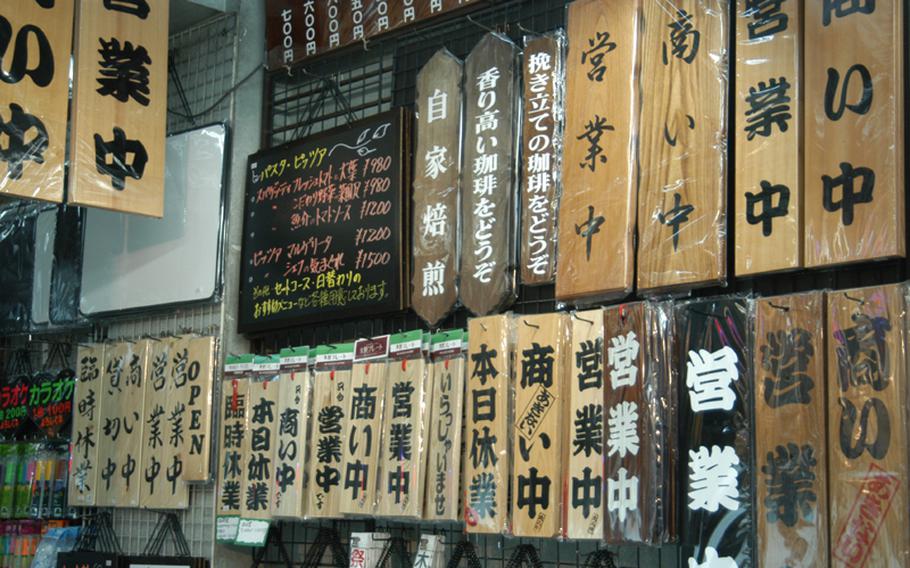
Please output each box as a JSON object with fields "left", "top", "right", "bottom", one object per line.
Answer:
{"left": 769, "top": 302, "right": 790, "bottom": 312}
{"left": 467, "top": 14, "right": 495, "bottom": 33}
{"left": 515, "top": 21, "right": 541, "bottom": 36}
{"left": 844, "top": 293, "right": 865, "bottom": 305}
{"left": 572, "top": 312, "right": 594, "bottom": 325}
{"left": 523, "top": 319, "right": 540, "bottom": 329}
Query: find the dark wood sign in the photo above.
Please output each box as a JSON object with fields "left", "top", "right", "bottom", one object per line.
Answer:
{"left": 460, "top": 33, "right": 518, "bottom": 316}
{"left": 239, "top": 109, "right": 409, "bottom": 333}
{"left": 411, "top": 49, "right": 463, "bottom": 327}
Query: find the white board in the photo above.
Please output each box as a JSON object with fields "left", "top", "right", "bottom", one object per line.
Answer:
{"left": 80, "top": 124, "right": 227, "bottom": 315}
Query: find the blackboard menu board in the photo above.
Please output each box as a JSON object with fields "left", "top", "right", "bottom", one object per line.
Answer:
{"left": 239, "top": 109, "right": 409, "bottom": 333}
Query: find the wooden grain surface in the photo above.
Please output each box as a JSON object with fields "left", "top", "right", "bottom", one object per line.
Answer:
{"left": 0, "top": 1, "right": 73, "bottom": 202}
{"left": 411, "top": 48, "right": 463, "bottom": 327}
{"left": 804, "top": 1, "right": 904, "bottom": 267}
{"left": 340, "top": 361, "right": 388, "bottom": 516}
{"left": 240, "top": 380, "right": 278, "bottom": 520}
{"left": 754, "top": 292, "right": 828, "bottom": 567}
{"left": 176, "top": 335, "right": 216, "bottom": 482}
{"left": 637, "top": 0, "right": 727, "bottom": 292}
{"left": 68, "top": 344, "right": 105, "bottom": 507}
{"left": 69, "top": 0, "right": 168, "bottom": 216}
{"left": 425, "top": 355, "right": 465, "bottom": 521}
{"left": 217, "top": 378, "right": 249, "bottom": 517}
{"left": 512, "top": 312, "right": 567, "bottom": 538}
{"left": 556, "top": 0, "right": 638, "bottom": 302}
{"left": 272, "top": 358, "right": 311, "bottom": 518}
{"left": 520, "top": 33, "right": 563, "bottom": 286}
{"left": 464, "top": 314, "right": 512, "bottom": 534}
{"left": 305, "top": 368, "right": 349, "bottom": 518}
{"left": 734, "top": 0, "right": 802, "bottom": 276}
{"left": 827, "top": 284, "right": 909, "bottom": 567}
{"left": 460, "top": 33, "right": 518, "bottom": 316}
{"left": 565, "top": 308, "right": 605, "bottom": 540}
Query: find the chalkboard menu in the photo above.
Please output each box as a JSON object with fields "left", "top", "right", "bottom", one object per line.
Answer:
{"left": 239, "top": 109, "right": 409, "bottom": 333}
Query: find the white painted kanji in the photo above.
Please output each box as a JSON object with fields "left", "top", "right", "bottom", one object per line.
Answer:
{"left": 607, "top": 466, "right": 639, "bottom": 523}
{"left": 686, "top": 346, "right": 740, "bottom": 412}
{"left": 608, "top": 331, "right": 639, "bottom": 388}
{"left": 606, "top": 401, "right": 639, "bottom": 458}
{"left": 687, "top": 445, "right": 740, "bottom": 512}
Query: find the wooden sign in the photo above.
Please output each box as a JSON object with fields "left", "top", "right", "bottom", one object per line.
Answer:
{"left": 734, "top": 0, "right": 802, "bottom": 276}
{"left": 637, "top": 0, "right": 728, "bottom": 292}
{"left": 175, "top": 335, "right": 216, "bottom": 482}
{"left": 239, "top": 109, "right": 409, "bottom": 332}
{"left": 557, "top": 0, "right": 638, "bottom": 301}
{"left": 512, "top": 312, "right": 566, "bottom": 538}
{"left": 411, "top": 49, "right": 463, "bottom": 327}
{"left": 266, "top": 0, "right": 322, "bottom": 69}
{"left": 460, "top": 33, "right": 519, "bottom": 316}
{"left": 69, "top": 0, "right": 168, "bottom": 217}
{"left": 217, "top": 377, "right": 249, "bottom": 538}
{"left": 96, "top": 340, "right": 149, "bottom": 508}
{"left": 565, "top": 309, "right": 604, "bottom": 540}
{"left": 340, "top": 337, "right": 390, "bottom": 516}
{"left": 68, "top": 344, "right": 105, "bottom": 507}
{"left": 464, "top": 314, "right": 511, "bottom": 534}
{"left": 305, "top": 343, "right": 352, "bottom": 518}
{"left": 0, "top": 1, "right": 73, "bottom": 203}
{"left": 677, "top": 297, "right": 753, "bottom": 565}
{"left": 520, "top": 32, "right": 564, "bottom": 286}
{"left": 378, "top": 332, "right": 430, "bottom": 517}
{"left": 273, "top": 347, "right": 310, "bottom": 518}
{"left": 425, "top": 330, "right": 466, "bottom": 521}
{"left": 139, "top": 338, "right": 188, "bottom": 510}
{"left": 827, "top": 284, "right": 909, "bottom": 567}
{"left": 240, "top": 379, "right": 278, "bottom": 520}
{"left": 755, "top": 293, "right": 828, "bottom": 567}
{"left": 804, "top": 1, "right": 904, "bottom": 267}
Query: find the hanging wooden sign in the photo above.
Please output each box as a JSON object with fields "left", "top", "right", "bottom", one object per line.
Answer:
{"left": 96, "top": 340, "right": 149, "bottom": 508}
{"left": 68, "top": 344, "right": 105, "bottom": 507}
{"left": 734, "top": 0, "right": 802, "bottom": 276}
{"left": 425, "top": 330, "right": 466, "bottom": 521}
{"left": 273, "top": 347, "right": 310, "bottom": 519}
{"left": 0, "top": 1, "right": 74, "bottom": 203}
{"left": 565, "top": 309, "right": 604, "bottom": 540}
{"left": 511, "top": 312, "right": 567, "bottom": 538}
{"left": 411, "top": 48, "right": 463, "bottom": 327}
{"left": 378, "top": 331, "right": 430, "bottom": 518}
{"left": 827, "top": 284, "right": 910, "bottom": 567}
{"left": 216, "top": 373, "right": 250, "bottom": 542}
{"left": 68, "top": 0, "right": 168, "bottom": 217}
{"left": 460, "top": 33, "right": 519, "bottom": 316}
{"left": 240, "top": 375, "right": 278, "bottom": 520}
{"left": 174, "top": 335, "right": 216, "bottom": 482}
{"left": 305, "top": 343, "right": 353, "bottom": 519}
{"left": 637, "top": 0, "right": 728, "bottom": 292}
{"left": 804, "top": 1, "right": 904, "bottom": 267}
{"left": 340, "top": 337, "right": 389, "bottom": 516}
{"left": 556, "top": 0, "right": 638, "bottom": 302}
{"left": 520, "top": 32, "right": 564, "bottom": 286}
{"left": 677, "top": 297, "right": 753, "bottom": 565}
{"left": 464, "top": 314, "right": 511, "bottom": 534}
{"left": 755, "top": 293, "right": 828, "bottom": 567}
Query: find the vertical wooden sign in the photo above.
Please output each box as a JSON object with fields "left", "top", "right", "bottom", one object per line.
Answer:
{"left": 378, "top": 332, "right": 430, "bottom": 518}
{"left": 176, "top": 335, "right": 216, "bottom": 482}
{"left": 464, "top": 314, "right": 511, "bottom": 534}
{"left": 68, "top": 344, "right": 105, "bottom": 507}
{"left": 425, "top": 330, "right": 466, "bottom": 521}
{"left": 217, "top": 376, "right": 249, "bottom": 540}
{"left": 677, "top": 298, "right": 753, "bottom": 566}
{"left": 557, "top": 0, "right": 638, "bottom": 302}
{"left": 828, "top": 284, "right": 910, "bottom": 567}
{"left": 754, "top": 293, "right": 828, "bottom": 567}
{"left": 411, "top": 48, "right": 463, "bottom": 327}
{"left": 565, "top": 309, "right": 604, "bottom": 540}
{"left": 520, "top": 32, "right": 564, "bottom": 286}
{"left": 96, "top": 340, "right": 149, "bottom": 508}
{"left": 804, "top": 1, "right": 904, "bottom": 267}
{"left": 69, "top": 0, "right": 168, "bottom": 217}
{"left": 512, "top": 312, "right": 567, "bottom": 538}
{"left": 460, "top": 33, "right": 519, "bottom": 316}
{"left": 734, "top": 0, "right": 802, "bottom": 276}
{"left": 637, "top": 0, "right": 728, "bottom": 292}
{"left": 273, "top": 347, "right": 310, "bottom": 519}
{"left": 340, "top": 338, "right": 389, "bottom": 516}
{"left": 240, "top": 378, "right": 278, "bottom": 520}
{"left": 305, "top": 344, "right": 353, "bottom": 519}
{"left": 0, "top": 1, "right": 73, "bottom": 202}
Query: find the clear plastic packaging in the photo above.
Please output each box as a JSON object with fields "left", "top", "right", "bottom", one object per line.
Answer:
{"left": 348, "top": 532, "right": 391, "bottom": 568}
{"left": 239, "top": 355, "right": 280, "bottom": 521}
{"left": 273, "top": 346, "right": 311, "bottom": 519}
{"left": 413, "top": 534, "right": 446, "bottom": 568}
{"left": 68, "top": 343, "right": 105, "bottom": 507}
{"left": 0, "top": 203, "right": 38, "bottom": 334}
{"left": 216, "top": 354, "right": 253, "bottom": 542}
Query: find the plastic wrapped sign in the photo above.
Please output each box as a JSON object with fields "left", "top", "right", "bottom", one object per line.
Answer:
{"left": 68, "top": 344, "right": 105, "bottom": 507}
{"left": 827, "top": 284, "right": 909, "bottom": 566}
{"left": 677, "top": 297, "right": 753, "bottom": 566}
{"left": 754, "top": 293, "right": 828, "bottom": 567}
{"left": 460, "top": 33, "right": 519, "bottom": 316}
{"left": 734, "top": 0, "right": 802, "bottom": 276}
{"left": 411, "top": 48, "right": 463, "bottom": 327}
{"left": 638, "top": 0, "right": 728, "bottom": 292}
{"left": 557, "top": 0, "right": 637, "bottom": 303}
{"left": 216, "top": 359, "right": 251, "bottom": 542}
{"left": 240, "top": 356, "right": 279, "bottom": 521}
{"left": 805, "top": 2, "right": 904, "bottom": 267}
{"left": 273, "top": 347, "right": 310, "bottom": 519}
{"left": 0, "top": 1, "right": 74, "bottom": 203}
